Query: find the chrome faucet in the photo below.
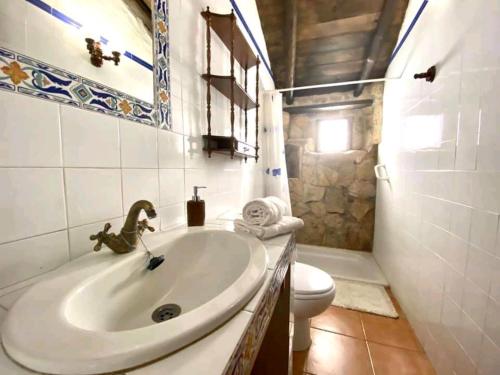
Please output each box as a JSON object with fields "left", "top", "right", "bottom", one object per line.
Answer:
{"left": 90, "top": 200, "right": 157, "bottom": 254}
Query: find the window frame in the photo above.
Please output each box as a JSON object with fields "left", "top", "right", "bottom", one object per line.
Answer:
{"left": 315, "top": 117, "right": 353, "bottom": 154}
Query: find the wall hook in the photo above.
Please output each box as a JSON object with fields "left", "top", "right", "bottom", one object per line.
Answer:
{"left": 414, "top": 66, "right": 436, "bottom": 82}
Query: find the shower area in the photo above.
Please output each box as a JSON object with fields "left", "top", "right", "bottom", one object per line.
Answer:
{"left": 256, "top": 0, "right": 414, "bottom": 288}
{"left": 282, "top": 84, "right": 387, "bottom": 285}
{"left": 284, "top": 85, "right": 381, "bottom": 251}
{"left": 257, "top": 0, "right": 500, "bottom": 372}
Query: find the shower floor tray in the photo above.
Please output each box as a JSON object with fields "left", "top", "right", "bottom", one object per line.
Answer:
{"left": 296, "top": 244, "right": 388, "bottom": 286}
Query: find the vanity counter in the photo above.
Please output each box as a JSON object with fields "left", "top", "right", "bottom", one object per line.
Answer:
{"left": 0, "top": 224, "right": 295, "bottom": 375}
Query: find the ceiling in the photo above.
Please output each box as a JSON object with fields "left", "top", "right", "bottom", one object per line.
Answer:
{"left": 255, "top": 0, "right": 409, "bottom": 101}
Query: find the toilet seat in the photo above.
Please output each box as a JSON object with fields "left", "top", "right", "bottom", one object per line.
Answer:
{"left": 295, "top": 262, "right": 335, "bottom": 300}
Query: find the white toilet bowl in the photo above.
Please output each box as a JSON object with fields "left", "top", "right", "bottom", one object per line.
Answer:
{"left": 293, "top": 262, "right": 336, "bottom": 351}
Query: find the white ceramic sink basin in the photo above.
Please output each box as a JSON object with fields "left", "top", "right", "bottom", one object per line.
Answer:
{"left": 2, "top": 227, "right": 267, "bottom": 374}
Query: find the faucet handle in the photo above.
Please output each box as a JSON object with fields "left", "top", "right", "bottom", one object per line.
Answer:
{"left": 137, "top": 219, "right": 155, "bottom": 236}
{"left": 89, "top": 222, "right": 112, "bottom": 252}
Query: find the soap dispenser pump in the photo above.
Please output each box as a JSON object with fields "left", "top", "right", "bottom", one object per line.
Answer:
{"left": 187, "top": 186, "right": 206, "bottom": 227}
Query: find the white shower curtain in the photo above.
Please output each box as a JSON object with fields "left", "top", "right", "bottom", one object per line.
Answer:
{"left": 262, "top": 91, "right": 292, "bottom": 214}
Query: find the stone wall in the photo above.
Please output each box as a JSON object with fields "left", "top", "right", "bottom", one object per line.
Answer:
{"left": 283, "top": 84, "right": 383, "bottom": 251}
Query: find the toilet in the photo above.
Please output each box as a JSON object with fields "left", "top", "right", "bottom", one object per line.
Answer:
{"left": 293, "top": 262, "right": 336, "bottom": 351}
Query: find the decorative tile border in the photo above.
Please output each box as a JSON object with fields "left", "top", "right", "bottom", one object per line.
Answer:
{"left": 153, "top": 0, "right": 172, "bottom": 130}
{"left": 0, "top": 47, "right": 155, "bottom": 126}
{"left": 0, "top": 0, "right": 172, "bottom": 129}
{"left": 224, "top": 235, "right": 295, "bottom": 375}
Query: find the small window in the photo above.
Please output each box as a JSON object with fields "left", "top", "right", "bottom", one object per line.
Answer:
{"left": 317, "top": 119, "right": 350, "bottom": 153}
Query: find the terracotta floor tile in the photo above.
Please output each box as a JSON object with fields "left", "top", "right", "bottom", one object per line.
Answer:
{"left": 305, "top": 328, "right": 373, "bottom": 375}
{"left": 292, "top": 296, "right": 432, "bottom": 375}
{"left": 311, "top": 306, "right": 365, "bottom": 340}
{"left": 361, "top": 313, "right": 423, "bottom": 351}
{"left": 368, "top": 342, "right": 436, "bottom": 375}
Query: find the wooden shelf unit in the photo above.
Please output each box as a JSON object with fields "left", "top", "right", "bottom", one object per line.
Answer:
{"left": 201, "top": 10, "right": 258, "bottom": 70}
{"left": 201, "top": 7, "right": 260, "bottom": 161}
{"left": 202, "top": 135, "right": 257, "bottom": 159}
{"left": 201, "top": 74, "right": 257, "bottom": 109}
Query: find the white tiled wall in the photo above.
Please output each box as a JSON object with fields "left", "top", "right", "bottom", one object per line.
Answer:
{"left": 374, "top": 0, "right": 500, "bottom": 374}
{"left": 0, "top": 0, "right": 268, "bottom": 306}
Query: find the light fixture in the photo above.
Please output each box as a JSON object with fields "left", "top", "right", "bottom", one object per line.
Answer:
{"left": 85, "top": 38, "right": 120, "bottom": 67}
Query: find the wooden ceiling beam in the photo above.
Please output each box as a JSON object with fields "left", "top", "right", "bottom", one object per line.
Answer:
{"left": 297, "top": 13, "right": 380, "bottom": 42}
{"left": 256, "top": 0, "right": 409, "bottom": 94}
{"left": 295, "top": 44, "right": 393, "bottom": 68}
{"left": 294, "top": 69, "right": 387, "bottom": 87}
{"left": 295, "top": 62, "right": 388, "bottom": 84}
{"left": 284, "top": 0, "right": 298, "bottom": 104}
{"left": 297, "top": 0, "right": 384, "bottom": 24}
{"left": 294, "top": 84, "right": 357, "bottom": 96}
{"left": 259, "top": 14, "right": 285, "bottom": 30}
{"left": 296, "top": 60, "right": 366, "bottom": 79}
{"left": 292, "top": 24, "right": 401, "bottom": 54}
{"left": 255, "top": 0, "right": 284, "bottom": 17}
{"left": 353, "top": 0, "right": 399, "bottom": 97}
{"left": 294, "top": 72, "right": 361, "bottom": 87}
{"left": 262, "top": 13, "right": 405, "bottom": 46}
{"left": 283, "top": 99, "right": 374, "bottom": 114}
{"left": 296, "top": 32, "right": 372, "bottom": 56}
{"left": 296, "top": 47, "right": 367, "bottom": 67}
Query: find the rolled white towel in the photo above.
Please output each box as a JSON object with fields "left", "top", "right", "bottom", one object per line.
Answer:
{"left": 234, "top": 216, "right": 304, "bottom": 240}
{"left": 242, "top": 196, "right": 288, "bottom": 226}
{"left": 266, "top": 196, "right": 291, "bottom": 216}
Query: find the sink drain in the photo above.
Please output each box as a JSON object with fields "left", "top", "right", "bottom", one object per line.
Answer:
{"left": 152, "top": 304, "right": 181, "bottom": 323}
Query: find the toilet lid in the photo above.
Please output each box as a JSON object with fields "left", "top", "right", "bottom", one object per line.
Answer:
{"left": 294, "top": 262, "right": 334, "bottom": 296}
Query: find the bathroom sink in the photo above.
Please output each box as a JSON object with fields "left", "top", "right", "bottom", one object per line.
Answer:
{"left": 1, "top": 227, "right": 267, "bottom": 374}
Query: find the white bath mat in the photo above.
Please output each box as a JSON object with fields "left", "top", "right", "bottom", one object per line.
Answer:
{"left": 332, "top": 278, "right": 399, "bottom": 318}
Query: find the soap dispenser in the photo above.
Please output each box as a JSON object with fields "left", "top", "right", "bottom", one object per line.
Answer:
{"left": 187, "top": 186, "right": 206, "bottom": 227}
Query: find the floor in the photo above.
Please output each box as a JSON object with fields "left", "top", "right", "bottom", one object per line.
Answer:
{"left": 293, "top": 291, "right": 436, "bottom": 375}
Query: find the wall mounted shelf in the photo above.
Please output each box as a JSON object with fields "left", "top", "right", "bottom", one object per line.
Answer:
{"left": 201, "top": 7, "right": 259, "bottom": 162}
{"left": 202, "top": 135, "right": 257, "bottom": 159}
{"left": 201, "top": 74, "right": 257, "bottom": 109}
{"left": 201, "top": 10, "right": 258, "bottom": 69}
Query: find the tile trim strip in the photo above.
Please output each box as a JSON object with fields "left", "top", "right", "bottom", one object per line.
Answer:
{"left": 2, "top": 0, "right": 171, "bottom": 129}
{"left": 0, "top": 46, "right": 155, "bottom": 126}
{"left": 223, "top": 235, "right": 296, "bottom": 374}
{"left": 152, "top": 0, "right": 172, "bottom": 130}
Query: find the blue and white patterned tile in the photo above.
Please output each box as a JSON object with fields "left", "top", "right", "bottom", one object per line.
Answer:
{"left": 153, "top": 0, "right": 172, "bottom": 130}
{"left": 0, "top": 0, "right": 172, "bottom": 129}
{"left": 0, "top": 47, "right": 156, "bottom": 126}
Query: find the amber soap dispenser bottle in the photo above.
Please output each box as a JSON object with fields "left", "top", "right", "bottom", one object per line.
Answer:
{"left": 187, "top": 186, "right": 206, "bottom": 226}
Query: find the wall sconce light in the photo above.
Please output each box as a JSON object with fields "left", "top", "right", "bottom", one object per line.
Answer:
{"left": 85, "top": 38, "right": 120, "bottom": 67}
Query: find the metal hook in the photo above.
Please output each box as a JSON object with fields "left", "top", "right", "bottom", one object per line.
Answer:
{"left": 414, "top": 66, "right": 436, "bottom": 82}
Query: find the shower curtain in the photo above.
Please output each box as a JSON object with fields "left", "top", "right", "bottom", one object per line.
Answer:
{"left": 262, "top": 91, "right": 292, "bottom": 214}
